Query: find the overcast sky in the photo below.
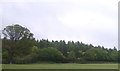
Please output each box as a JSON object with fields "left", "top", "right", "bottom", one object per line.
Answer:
{"left": 1, "top": 0, "right": 119, "bottom": 49}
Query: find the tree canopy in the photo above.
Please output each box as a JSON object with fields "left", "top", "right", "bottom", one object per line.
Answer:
{"left": 2, "top": 24, "right": 34, "bottom": 64}
{"left": 2, "top": 24, "right": 119, "bottom": 64}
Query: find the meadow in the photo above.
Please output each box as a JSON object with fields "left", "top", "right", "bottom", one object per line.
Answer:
{"left": 2, "top": 63, "right": 118, "bottom": 69}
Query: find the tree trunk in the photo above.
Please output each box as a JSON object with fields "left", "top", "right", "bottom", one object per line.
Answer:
{"left": 9, "top": 55, "right": 13, "bottom": 64}
{"left": 10, "top": 61, "right": 12, "bottom": 64}
{"left": 9, "top": 52, "right": 13, "bottom": 64}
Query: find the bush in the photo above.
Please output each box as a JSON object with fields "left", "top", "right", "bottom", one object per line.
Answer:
{"left": 38, "top": 47, "right": 65, "bottom": 63}
{"left": 76, "top": 58, "right": 87, "bottom": 64}
{"left": 14, "top": 55, "right": 32, "bottom": 64}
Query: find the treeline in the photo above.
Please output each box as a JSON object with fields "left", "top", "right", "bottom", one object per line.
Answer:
{"left": 2, "top": 24, "right": 120, "bottom": 64}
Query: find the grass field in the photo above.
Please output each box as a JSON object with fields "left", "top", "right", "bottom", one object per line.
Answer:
{"left": 2, "top": 63, "right": 118, "bottom": 69}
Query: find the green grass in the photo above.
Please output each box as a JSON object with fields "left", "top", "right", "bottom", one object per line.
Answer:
{"left": 2, "top": 63, "right": 118, "bottom": 69}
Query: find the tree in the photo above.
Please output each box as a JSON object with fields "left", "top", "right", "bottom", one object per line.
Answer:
{"left": 2, "top": 24, "right": 33, "bottom": 40}
{"left": 68, "top": 51, "right": 76, "bottom": 62}
{"left": 84, "top": 48, "right": 97, "bottom": 61}
{"left": 57, "top": 40, "right": 68, "bottom": 56}
{"left": 2, "top": 24, "right": 34, "bottom": 64}
{"left": 77, "top": 50, "right": 85, "bottom": 58}
{"left": 38, "top": 39, "right": 50, "bottom": 48}
{"left": 38, "top": 47, "right": 65, "bottom": 63}
{"left": 108, "top": 50, "right": 118, "bottom": 61}
{"left": 118, "top": 51, "right": 120, "bottom": 62}
{"left": 30, "top": 46, "right": 40, "bottom": 63}
{"left": 94, "top": 48, "right": 108, "bottom": 61}
{"left": 2, "top": 48, "right": 9, "bottom": 63}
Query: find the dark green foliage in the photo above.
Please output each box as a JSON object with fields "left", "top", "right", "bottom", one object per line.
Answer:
{"left": 67, "top": 51, "right": 76, "bottom": 62}
{"left": 118, "top": 51, "right": 120, "bottom": 62}
{"left": 38, "top": 47, "right": 65, "bottom": 63}
{"left": 2, "top": 24, "right": 119, "bottom": 64}
{"left": 2, "top": 24, "right": 34, "bottom": 64}
{"left": 84, "top": 48, "right": 109, "bottom": 61}
{"left": 2, "top": 48, "right": 9, "bottom": 63}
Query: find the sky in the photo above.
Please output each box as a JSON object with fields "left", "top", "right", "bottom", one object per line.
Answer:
{"left": 1, "top": 0, "right": 119, "bottom": 49}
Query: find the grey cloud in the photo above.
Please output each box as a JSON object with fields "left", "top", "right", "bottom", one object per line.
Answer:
{"left": 2, "top": 2, "right": 117, "bottom": 49}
